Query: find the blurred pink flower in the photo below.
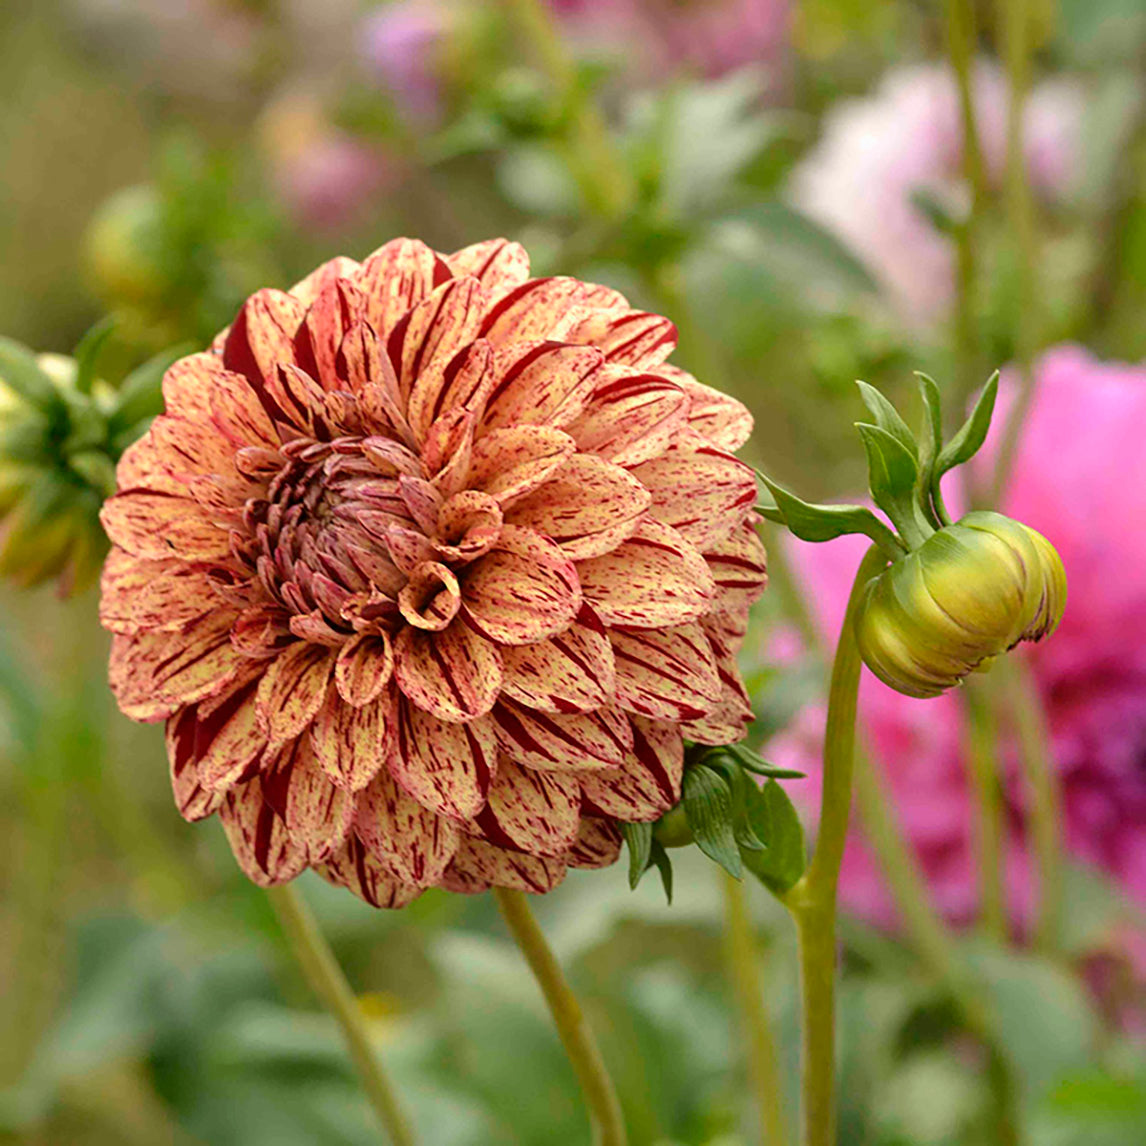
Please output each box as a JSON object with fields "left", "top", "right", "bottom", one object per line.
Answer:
{"left": 552, "top": 0, "right": 791, "bottom": 85}
{"left": 361, "top": 0, "right": 449, "bottom": 124}
{"left": 769, "top": 346, "right": 1146, "bottom": 930}
{"left": 791, "top": 62, "right": 1084, "bottom": 327}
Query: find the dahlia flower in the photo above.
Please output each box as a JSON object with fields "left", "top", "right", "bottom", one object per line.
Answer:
{"left": 769, "top": 346, "right": 1146, "bottom": 925}
{"left": 792, "top": 61, "right": 1084, "bottom": 327}
{"left": 100, "top": 238, "right": 766, "bottom": 907}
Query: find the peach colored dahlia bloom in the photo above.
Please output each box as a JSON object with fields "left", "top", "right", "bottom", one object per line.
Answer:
{"left": 99, "top": 238, "right": 767, "bottom": 907}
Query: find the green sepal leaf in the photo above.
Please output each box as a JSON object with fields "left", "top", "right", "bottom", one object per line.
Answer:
{"left": 741, "top": 780, "right": 806, "bottom": 896}
{"left": 759, "top": 475, "right": 904, "bottom": 559}
{"left": 915, "top": 373, "right": 948, "bottom": 527}
{"left": 682, "top": 763, "right": 742, "bottom": 878}
{"left": 699, "top": 754, "right": 766, "bottom": 852}
{"left": 72, "top": 317, "right": 117, "bottom": 397}
{"left": 0, "top": 336, "right": 64, "bottom": 414}
{"left": 108, "top": 343, "right": 193, "bottom": 434}
{"left": 935, "top": 372, "right": 1000, "bottom": 478}
{"left": 622, "top": 821, "right": 654, "bottom": 891}
{"left": 649, "top": 840, "right": 674, "bottom": 905}
{"left": 856, "top": 381, "right": 918, "bottom": 460}
{"left": 721, "top": 742, "right": 806, "bottom": 780}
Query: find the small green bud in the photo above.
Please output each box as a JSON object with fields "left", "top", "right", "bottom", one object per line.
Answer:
{"left": 653, "top": 804, "right": 694, "bottom": 849}
{"left": 855, "top": 510, "right": 1067, "bottom": 698}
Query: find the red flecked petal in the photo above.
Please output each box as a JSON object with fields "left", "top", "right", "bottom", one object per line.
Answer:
{"left": 261, "top": 736, "right": 354, "bottom": 862}
{"left": 481, "top": 341, "right": 603, "bottom": 432}
{"left": 563, "top": 817, "right": 622, "bottom": 870}
{"left": 255, "top": 643, "right": 334, "bottom": 742}
{"left": 101, "top": 491, "right": 231, "bottom": 562}
{"left": 567, "top": 309, "right": 677, "bottom": 369}
{"left": 317, "top": 834, "right": 423, "bottom": 908}
{"left": 219, "top": 781, "right": 308, "bottom": 887}
{"left": 580, "top": 717, "right": 684, "bottom": 822}
{"left": 491, "top": 699, "right": 632, "bottom": 771}
{"left": 442, "top": 835, "right": 566, "bottom": 895}
{"left": 445, "top": 238, "right": 530, "bottom": 293}
{"left": 610, "top": 622, "right": 722, "bottom": 721}
{"left": 354, "top": 237, "right": 451, "bottom": 338}
{"left": 474, "top": 760, "right": 580, "bottom": 857}
{"left": 660, "top": 365, "right": 753, "bottom": 450}
{"left": 166, "top": 706, "right": 226, "bottom": 821}
{"left": 334, "top": 632, "right": 394, "bottom": 706}
{"left": 393, "top": 621, "right": 502, "bottom": 721}
{"left": 467, "top": 426, "right": 576, "bottom": 504}
{"left": 309, "top": 686, "right": 396, "bottom": 791}
{"left": 100, "top": 549, "right": 222, "bottom": 635}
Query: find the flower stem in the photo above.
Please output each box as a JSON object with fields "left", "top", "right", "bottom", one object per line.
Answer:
{"left": 502, "top": 0, "right": 634, "bottom": 220}
{"left": 266, "top": 884, "right": 417, "bottom": 1146}
{"left": 720, "top": 872, "right": 789, "bottom": 1146}
{"left": 961, "top": 677, "right": 1010, "bottom": 942}
{"left": 492, "top": 887, "right": 627, "bottom": 1146}
{"left": 782, "top": 544, "right": 887, "bottom": 1146}
{"left": 1001, "top": 656, "right": 1064, "bottom": 952}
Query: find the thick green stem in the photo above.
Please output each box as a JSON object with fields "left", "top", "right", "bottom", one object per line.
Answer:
{"left": 267, "top": 885, "right": 417, "bottom": 1146}
{"left": 493, "top": 887, "right": 627, "bottom": 1146}
{"left": 502, "top": 0, "right": 634, "bottom": 220}
{"left": 720, "top": 872, "right": 789, "bottom": 1146}
{"left": 962, "top": 678, "right": 1010, "bottom": 942}
{"left": 783, "top": 545, "right": 887, "bottom": 1146}
{"left": 1001, "top": 656, "right": 1064, "bottom": 952}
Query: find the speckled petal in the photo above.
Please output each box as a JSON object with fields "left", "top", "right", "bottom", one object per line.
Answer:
{"left": 580, "top": 717, "right": 684, "bottom": 822}
{"left": 288, "top": 255, "right": 360, "bottom": 306}
{"left": 610, "top": 622, "right": 722, "bottom": 721}
{"left": 100, "top": 491, "right": 230, "bottom": 562}
{"left": 393, "top": 622, "right": 502, "bottom": 721}
{"left": 568, "top": 310, "right": 677, "bottom": 369}
{"left": 481, "top": 342, "right": 603, "bottom": 432}
{"left": 317, "top": 834, "right": 423, "bottom": 908}
{"left": 261, "top": 736, "right": 354, "bottom": 862}
{"left": 577, "top": 518, "right": 716, "bottom": 628}
{"left": 702, "top": 519, "right": 768, "bottom": 630}
{"left": 475, "top": 761, "right": 581, "bottom": 857}
{"left": 479, "top": 277, "right": 626, "bottom": 345}
{"left": 354, "top": 237, "right": 450, "bottom": 338}
{"left": 334, "top": 632, "right": 394, "bottom": 706}
{"left": 446, "top": 238, "right": 530, "bottom": 292}
{"left": 442, "top": 835, "right": 566, "bottom": 895}
{"left": 660, "top": 365, "right": 753, "bottom": 450}
{"left": 100, "top": 549, "right": 222, "bottom": 634}
{"left": 194, "top": 680, "right": 268, "bottom": 790}
{"left": 309, "top": 686, "right": 395, "bottom": 791}
{"left": 255, "top": 643, "right": 334, "bottom": 741}
{"left": 166, "top": 706, "right": 226, "bottom": 821}
{"left": 563, "top": 817, "right": 622, "bottom": 870}
{"left": 219, "top": 780, "right": 308, "bottom": 887}
{"left": 467, "top": 426, "right": 576, "bottom": 504}
{"left": 222, "top": 289, "right": 307, "bottom": 393}
{"left": 162, "top": 353, "right": 232, "bottom": 424}
{"left": 492, "top": 699, "right": 632, "bottom": 771}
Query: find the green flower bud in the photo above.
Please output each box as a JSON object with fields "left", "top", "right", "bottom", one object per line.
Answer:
{"left": 854, "top": 510, "right": 1067, "bottom": 698}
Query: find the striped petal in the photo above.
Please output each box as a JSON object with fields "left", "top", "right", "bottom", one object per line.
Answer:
{"left": 563, "top": 817, "right": 622, "bottom": 870}
{"left": 703, "top": 521, "right": 768, "bottom": 638}
{"left": 446, "top": 238, "right": 530, "bottom": 292}
{"left": 162, "top": 353, "right": 232, "bottom": 424}
{"left": 100, "top": 550, "right": 221, "bottom": 634}
{"left": 461, "top": 525, "right": 581, "bottom": 646}
{"left": 580, "top": 717, "right": 684, "bottom": 822}
{"left": 565, "top": 369, "right": 690, "bottom": 466}
{"left": 318, "top": 834, "right": 423, "bottom": 909}
{"left": 480, "top": 342, "right": 603, "bottom": 432}
{"left": 309, "top": 686, "right": 395, "bottom": 791}
{"left": 610, "top": 622, "right": 722, "bottom": 721}
{"left": 355, "top": 769, "right": 459, "bottom": 886}
{"left": 505, "top": 452, "right": 650, "bottom": 559}
{"left": 255, "top": 643, "right": 334, "bottom": 742}
{"left": 288, "top": 255, "right": 361, "bottom": 305}
{"left": 577, "top": 518, "right": 716, "bottom": 628}
{"left": 474, "top": 761, "right": 580, "bottom": 857}
{"left": 568, "top": 310, "right": 677, "bottom": 369}
{"left": 100, "top": 491, "right": 230, "bottom": 562}
{"left": 208, "top": 368, "right": 279, "bottom": 450}
{"left": 193, "top": 680, "right": 268, "bottom": 790}
{"left": 298, "top": 278, "right": 365, "bottom": 391}
{"left": 467, "top": 426, "right": 576, "bottom": 504}
{"left": 109, "top": 611, "right": 242, "bottom": 721}
{"left": 390, "top": 703, "right": 497, "bottom": 821}
{"left": 219, "top": 782, "right": 308, "bottom": 887}
{"left": 393, "top": 622, "right": 502, "bottom": 722}
{"left": 261, "top": 737, "right": 354, "bottom": 862}
{"left": 222, "top": 289, "right": 307, "bottom": 392}
{"left": 499, "top": 608, "right": 615, "bottom": 713}
{"left": 334, "top": 632, "right": 394, "bottom": 706}
{"left": 661, "top": 366, "right": 753, "bottom": 450}
{"left": 354, "top": 237, "right": 450, "bottom": 338}
{"left": 166, "top": 706, "right": 226, "bottom": 821}
{"left": 479, "top": 277, "right": 626, "bottom": 345}
{"left": 443, "top": 835, "right": 566, "bottom": 895}
{"left": 492, "top": 699, "right": 632, "bottom": 771}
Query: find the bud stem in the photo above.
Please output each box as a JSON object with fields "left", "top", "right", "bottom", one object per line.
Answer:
{"left": 492, "top": 887, "right": 627, "bottom": 1146}
{"left": 782, "top": 544, "right": 888, "bottom": 1146}
{"left": 266, "top": 884, "right": 418, "bottom": 1146}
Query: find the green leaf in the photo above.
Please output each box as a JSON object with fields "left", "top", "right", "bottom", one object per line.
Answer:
{"left": 0, "top": 336, "right": 63, "bottom": 413}
{"left": 760, "top": 476, "right": 903, "bottom": 558}
{"left": 649, "top": 840, "right": 674, "bottom": 904}
{"left": 741, "top": 780, "right": 806, "bottom": 896}
{"left": 723, "top": 742, "right": 806, "bottom": 780}
{"left": 109, "top": 343, "right": 192, "bottom": 432}
{"left": 682, "top": 764, "right": 742, "bottom": 878}
{"left": 72, "top": 317, "right": 116, "bottom": 397}
{"left": 857, "top": 423, "right": 918, "bottom": 512}
{"left": 699, "top": 754, "right": 765, "bottom": 852}
{"left": 622, "top": 821, "right": 654, "bottom": 890}
{"left": 856, "top": 381, "right": 918, "bottom": 460}
{"left": 935, "top": 372, "right": 999, "bottom": 478}
{"left": 915, "top": 373, "right": 948, "bottom": 526}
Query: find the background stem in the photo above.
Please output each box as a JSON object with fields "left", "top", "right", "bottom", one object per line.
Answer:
{"left": 267, "top": 884, "right": 417, "bottom": 1146}
{"left": 720, "top": 871, "right": 789, "bottom": 1146}
{"left": 492, "top": 887, "right": 627, "bottom": 1146}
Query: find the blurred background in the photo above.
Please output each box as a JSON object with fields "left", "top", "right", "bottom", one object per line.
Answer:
{"left": 2, "top": 0, "right": 1146, "bottom": 1143}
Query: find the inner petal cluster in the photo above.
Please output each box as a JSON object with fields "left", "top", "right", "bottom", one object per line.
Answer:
{"left": 100, "top": 238, "right": 767, "bottom": 907}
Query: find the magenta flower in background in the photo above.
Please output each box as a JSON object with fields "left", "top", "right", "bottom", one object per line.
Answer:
{"left": 791, "top": 62, "right": 1085, "bottom": 327}
{"left": 552, "top": 0, "right": 791, "bottom": 86}
{"left": 361, "top": 0, "right": 449, "bottom": 124}
{"left": 768, "top": 346, "right": 1146, "bottom": 929}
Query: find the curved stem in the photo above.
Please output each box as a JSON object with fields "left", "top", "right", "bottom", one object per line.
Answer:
{"left": 267, "top": 884, "right": 417, "bottom": 1146}
{"left": 492, "top": 887, "right": 627, "bottom": 1146}
{"left": 720, "top": 872, "right": 789, "bottom": 1146}
{"left": 783, "top": 544, "right": 887, "bottom": 1146}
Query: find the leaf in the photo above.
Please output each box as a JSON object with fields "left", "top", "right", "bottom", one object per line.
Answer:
{"left": 935, "top": 372, "right": 999, "bottom": 478}
{"left": 0, "top": 336, "right": 63, "bottom": 413}
{"left": 856, "top": 422, "right": 919, "bottom": 526}
{"left": 699, "top": 754, "right": 765, "bottom": 852}
{"left": 72, "top": 317, "right": 116, "bottom": 397}
{"left": 682, "top": 763, "right": 741, "bottom": 878}
{"left": 856, "top": 381, "right": 918, "bottom": 460}
{"left": 723, "top": 742, "right": 805, "bottom": 779}
{"left": 622, "top": 821, "right": 654, "bottom": 891}
{"left": 760, "top": 476, "right": 903, "bottom": 558}
{"left": 741, "top": 780, "right": 806, "bottom": 896}
{"left": 649, "top": 840, "right": 674, "bottom": 904}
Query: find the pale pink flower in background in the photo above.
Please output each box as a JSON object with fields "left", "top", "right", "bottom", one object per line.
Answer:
{"left": 551, "top": 0, "right": 791, "bottom": 86}
{"left": 791, "top": 62, "right": 1085, "bottom": 327}
{"left": 769, "top": 346, "right": 1146, "bottom": 930}
{"left": 361, "top": 0, "right": 450, "bottom": 124}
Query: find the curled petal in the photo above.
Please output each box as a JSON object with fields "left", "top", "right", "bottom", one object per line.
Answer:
{"left": 318, "top": 834, "right": 423, "bottom": 909}
{"left": 474, "top": 761, "right": 580, "bottom": 857}
{"left": 397, "top": 561, "right": 461, "bottom": 631}
{"left": 255, "top": 643, "right": 334, "bottom": 742}
{"left": 610, "top": 622, "right": 722, "bottom": 721}
{"left": 492, "top": 699, "right": 632, "bottom": 771}
{"left": 355, "top": 769, "right": 459, "bottom": 886}
{"left": 310, "top": 686, "right": 395, "bottom": 791}
{"left": 580, "top": 717, "right": 684, "bottom": 822}
{"left": 499, "top": 608, "right": 615, "bottom": 714}
{"left": 335, "top": 632, "right": 394, "bottom": 706}
{"left": 390, "top": 702, "right": 497, "bottom": 821}
{"left": 442, "top": 835, "right": 566, "bottom": 895}
{"left": 505, "top": 452, "right": 650, "bottom": 560}
{"left": 461, "top": 525, "right": 581, "bottom": 646}
{"left": 394, "top": 622, "right": 502, "bottom": 722}
{"left": 434, "top": 491, "right": 503, "bottom": 564}
{"left": 219, "top": 781, "right": 308, "bottom": 887}
{"left": 577, "top": 518, "right": 716, "bottom": 629}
